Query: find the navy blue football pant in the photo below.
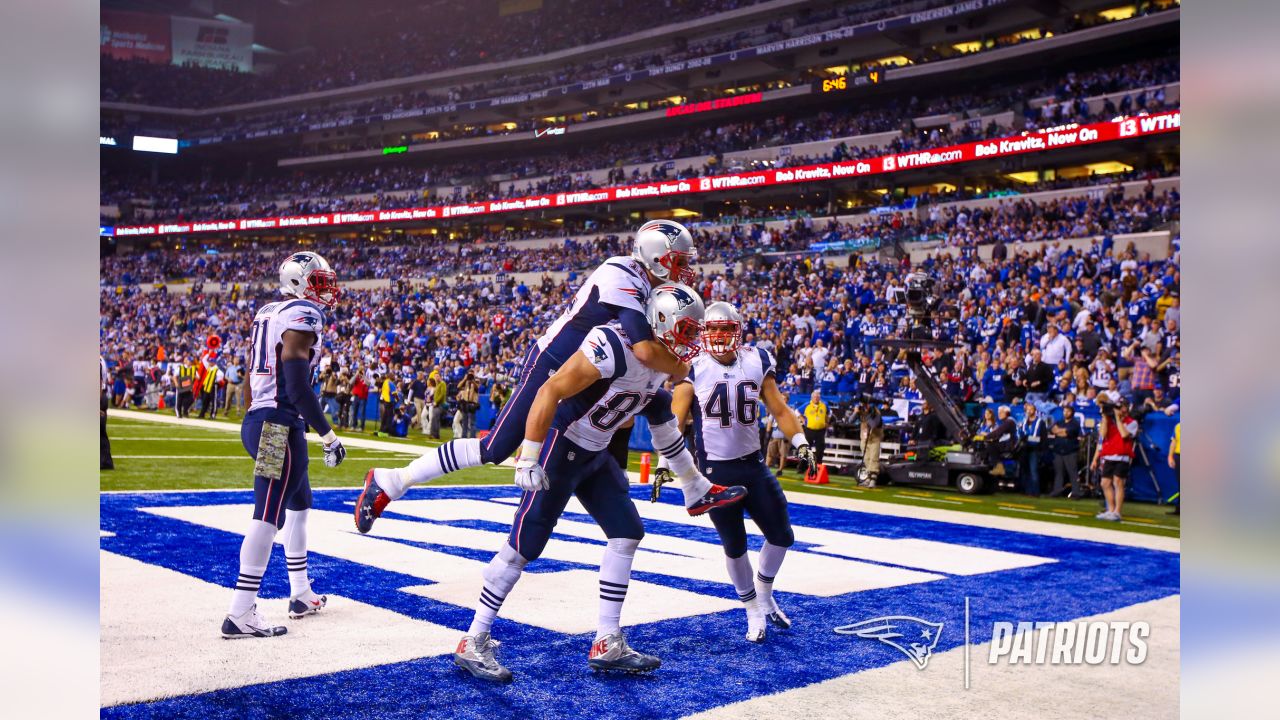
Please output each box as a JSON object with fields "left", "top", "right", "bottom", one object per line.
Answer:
{"left": 241, "top": 409, "right": 313, "bottom": 529}
{"left": 508, "top": 431, "right": 644, "bottom": 562}
{"left": 703, "top": 452, "right": 794, "bottom": 559}
{"left": 481, "top": 343, "right": 564, "bottom": 464}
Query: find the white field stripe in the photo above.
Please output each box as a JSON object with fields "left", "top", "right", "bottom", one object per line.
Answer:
{"left": 100, "top": 550, "right": 460, "bottom": 707}
{"left": 110, "top": 409, "right": 437, "bottom": 455}
{"left": 142, "top": 504, "right": 738, "bottom": 634}
{"left": 681, "top": 595, "right": 1179, "bottom": 720}
{"left": 486, "top": 495, "right": 1050, "bottom": 577}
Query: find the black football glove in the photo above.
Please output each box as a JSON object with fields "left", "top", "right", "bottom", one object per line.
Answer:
{"left": 650, "top": 467, "right": 676, "bottom": 503}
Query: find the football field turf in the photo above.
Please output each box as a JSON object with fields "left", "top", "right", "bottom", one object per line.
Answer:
{"left": 102, "top": 408, "right": 1180, "bottom": 537}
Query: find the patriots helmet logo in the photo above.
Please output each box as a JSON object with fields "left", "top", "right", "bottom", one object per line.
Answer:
{"left": 834, "top": 616, "right": 944, "bottom": 670}
{"left": 640, "top": 220, "right": 686, "bottom": 243}
{"left": 669, "top": 285, "right": 697, "bottom": 311}
{"left": 291, "top": 253, "right": 313, "bottom": 266}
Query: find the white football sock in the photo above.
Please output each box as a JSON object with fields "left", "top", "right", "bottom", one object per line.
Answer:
{"left": 756, "top": 541, "right": 788, "bottom": 611}
{"left": 387, "top": 439, "right": 483, "bottom": 500}
{"left": 680, "top": 474, "right": 712, "bottom": 508}
{"left": 467, "top": 543, "right": 528, "bottom": 636}
{"left": 229, "top": 519, "right": 277, "bottom": 617}
{"left": 597, "top": 537, "right": 640, "bottom": 640}
{"left": 281, "top": 509, "right": 311, "bottom": 598}
{"left": 725, "top": 553, "right": 756, "bottom": 601}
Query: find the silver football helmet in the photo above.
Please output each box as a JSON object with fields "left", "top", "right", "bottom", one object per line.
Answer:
{"left": 632, "top": 220, "right": 697, "bottom": 284}
{"left": 279, "top": 251, "right": 340, "bottom": 307}
{"left": 646, "top": 283, "right": 705, "bottom": 362}
{"left": 703, "top": 301, "right": 743, "bottom": 355}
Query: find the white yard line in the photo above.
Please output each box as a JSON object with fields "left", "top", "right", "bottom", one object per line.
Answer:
{"left": 111, "top": 409, "right": 437, "bottom": 455}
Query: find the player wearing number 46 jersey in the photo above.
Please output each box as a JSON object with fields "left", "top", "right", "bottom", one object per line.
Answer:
{"left": 355, "top": 220, "right": 698, "bottom": 533}
{"left": 222, "top": 252, "right": 347, "bottom": 639}
{"left": 450, "top": 284, "right": 747, "bottom": 682}
{"left": 666, "top": 302, "right": 814, "bottom": 643}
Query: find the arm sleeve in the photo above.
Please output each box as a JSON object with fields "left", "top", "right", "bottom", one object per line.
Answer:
{"left": 602, "top": 304, "right": 654, "bottom": 343}
{"left": 282, "top": 358, "right": 333, "bottom": 437}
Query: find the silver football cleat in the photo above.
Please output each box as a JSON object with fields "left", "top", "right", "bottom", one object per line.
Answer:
{"left": 766, "top": 607, "right": 792, "bottom": 630}
{"left": 454, "top": 632, "right": 513, "bottom": 683}
{"left": 288, "top": 590, "right": 328, "bottom": 618}
{"left": 588, "top": 632, "right": 661, "bottom": 673}
{"left": 745, "top": 598, "right": 767, "bottom": 643}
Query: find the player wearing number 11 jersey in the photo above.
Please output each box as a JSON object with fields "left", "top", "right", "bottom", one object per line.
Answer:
{"left": 669, "top": 302, "right": 814, "bottom": 643}
{"left": 222, "top": 252, "right": 347, "bottom": 639}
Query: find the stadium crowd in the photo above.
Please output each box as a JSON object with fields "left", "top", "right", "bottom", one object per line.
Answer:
{"left": 101, "top": 188, "right": 1180, "bottom": 466}
{"left": 99, "top": 178, "right": 1178, "bottom": 287}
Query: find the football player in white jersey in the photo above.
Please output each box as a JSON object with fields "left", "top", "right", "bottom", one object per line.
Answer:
{"left": 452, "top": 284, "right": 747, "bottom": 682}
{"left": 221, "top": 252, "right": 347, "bottom": 639}
{"left": 667, "top": 302, "right": 814, "bottom": 643}
{"left": 356, "top": 220, "right": 725, "bottom": 532}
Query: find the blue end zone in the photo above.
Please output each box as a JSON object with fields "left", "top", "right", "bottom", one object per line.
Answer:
{"left": 100, "top": 486, "right": 1178, "bottom": 719}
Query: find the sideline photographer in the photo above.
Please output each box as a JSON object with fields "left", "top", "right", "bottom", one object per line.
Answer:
{"left": 1091, "top": 397, "right": 1138, "bottom": 522}
{"left": 855, "top": 396, "right": 885, "bottom": 487}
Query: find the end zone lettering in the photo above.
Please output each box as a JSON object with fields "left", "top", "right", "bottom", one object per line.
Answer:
{"left": 988, "top": 621, "right": 1149, "bottom": 665}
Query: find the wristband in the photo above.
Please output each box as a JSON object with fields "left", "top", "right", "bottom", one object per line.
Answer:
{"left": 790, "top": 433, "right": 809, "bottom": 449}
{"left": 321, "top": 430, "right": 338, "bottom": 446}
{"left": 519, "top": 439, "right": 543, "bottom": 463}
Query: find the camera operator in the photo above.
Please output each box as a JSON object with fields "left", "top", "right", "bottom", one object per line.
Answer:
{"left": 1091, "top": 398, "right": 1138, "bottom": 522}
{"left": 456, "top": 370, "right": 480, "bottom": 439}
{"left": 855, "top": 396, "right": 885, "bottom": 488}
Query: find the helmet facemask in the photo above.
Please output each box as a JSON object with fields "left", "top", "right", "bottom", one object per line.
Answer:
{"left": 657, "top": 314, "right": 704, "bottom": 362}
{"left": 657, "top": 249, "right": 697, "bottom": 285}
{"left": 704, "top": 319, "right": 741, "bottom": 355}
{"left": 305, "top": 268, "right": 341, "bottom": 307}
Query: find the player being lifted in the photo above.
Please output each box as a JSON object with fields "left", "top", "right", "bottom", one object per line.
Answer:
{"left": 221, "top": 252, "right": 347, "bottom": 639}
{"left": 452, "top": 284, "right": 747, "bottom": 682}
{"left": 664, "top": 302, "right": 813, "bottom": 643}
{"left": 356, "top": 220, "right": 727, "bottom": 530}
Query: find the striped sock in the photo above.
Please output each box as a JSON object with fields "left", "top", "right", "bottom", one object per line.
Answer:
{"left": 756, "top": 541, "right": 788, "bottom": 610}
{"left": 395, "top": 439, "right": 482, "bottom": 498}
{"left": 468, "top": 544, "right": 527, "bottom": 636}
{"left": 229, "top": 519, "right": 276, "bottom": 617}
{"left": 597, "top": 538, "right": 640, "bottom": 640}
{"left": 282, "top": 509, "right": 311, "bottom": 598}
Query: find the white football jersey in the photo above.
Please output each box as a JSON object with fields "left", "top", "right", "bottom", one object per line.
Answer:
{"left": 247, "top": 298, "right": 325, "bottom": 415}
{"left": 554, "top": 323, "right": 670, "bottom": 452}
{"left": 537, "top": 256, "right": 651, "bottom": 360}
{"left": 684, "top": 346, "right": 776, "bottom": 461}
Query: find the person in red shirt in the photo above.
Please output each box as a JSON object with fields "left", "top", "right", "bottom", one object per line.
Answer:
{"left": 350, "top": 372, "right": 369, "bottom": 432}
{"left": 1090, "top": 398, "right": 1138, "bottom": 521}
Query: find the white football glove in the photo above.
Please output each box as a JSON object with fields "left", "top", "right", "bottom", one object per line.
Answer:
{"left": 321, "top": 432, "right": 346, "bottom": 468}
{"left": 514, "top": 459, "right": 549, "bottom": 492}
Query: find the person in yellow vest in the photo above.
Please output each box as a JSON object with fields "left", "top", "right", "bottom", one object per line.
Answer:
{"left": 175, "top": 357, "right": 198, "bottom": 418}
{"left": 1167, "top": 422, "right": 1180, "bottom": 516}
{"left": 803, "top": 390, "right": 829, "bottom": 468}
